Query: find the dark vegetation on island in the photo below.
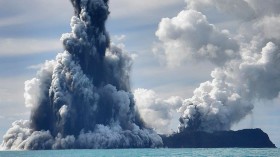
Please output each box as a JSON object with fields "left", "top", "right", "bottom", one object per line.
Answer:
{"left": 161, "top": 128, "right": 276, "bottom": 148}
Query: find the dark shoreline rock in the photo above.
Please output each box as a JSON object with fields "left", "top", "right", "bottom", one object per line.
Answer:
{"left": 161, "top": 128, "right": 276, "bottom": 148}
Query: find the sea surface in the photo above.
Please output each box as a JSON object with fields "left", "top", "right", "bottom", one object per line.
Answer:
{"left": 0, "top": 148, "right": 279, "bottom": 157}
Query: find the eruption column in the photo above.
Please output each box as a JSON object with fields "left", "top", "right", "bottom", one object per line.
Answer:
{"left": 1, "top": 0, "right": 162, "bottom": 150}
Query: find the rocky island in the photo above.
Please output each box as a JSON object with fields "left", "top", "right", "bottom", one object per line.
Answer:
{"left": 161, "top": 128, "right": 276, "bottom": 148}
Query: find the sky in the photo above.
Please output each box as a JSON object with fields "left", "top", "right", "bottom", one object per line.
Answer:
{"left": 0, "top": 0, "right": 280, "bottom": 147}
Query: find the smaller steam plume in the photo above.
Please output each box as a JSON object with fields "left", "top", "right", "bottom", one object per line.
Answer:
{"left": 154, "top": 0, "right": 280, "bottom": 133}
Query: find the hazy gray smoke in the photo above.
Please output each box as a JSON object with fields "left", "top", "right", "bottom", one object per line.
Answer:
{"left": 155, "top": 0, "right": 280, "bottom": 132}
{"left": 1, "top": 0, "right": 162, "bottom": 150}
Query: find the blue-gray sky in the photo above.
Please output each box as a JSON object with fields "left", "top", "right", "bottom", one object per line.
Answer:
{"left": 0, "top": 0, "right": 280, "bottom": 147}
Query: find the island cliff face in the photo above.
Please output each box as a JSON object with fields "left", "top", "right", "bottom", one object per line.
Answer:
{"left": 161, "top": 129, "right": 276, "bottom": 148}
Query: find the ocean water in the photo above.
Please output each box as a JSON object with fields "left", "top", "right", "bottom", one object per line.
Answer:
{"left": 0, "top": 148, "right": 279, "bottom": 157}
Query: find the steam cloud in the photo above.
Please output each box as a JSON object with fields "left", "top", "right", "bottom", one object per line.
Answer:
{"left": 1, "top": 0, "right": 162, "bottom": 150}
{"left": 134, "top": 89, "right": 182, "bottom": 134}
{"left": 155, "top": 0, "right": 280, "bottom": 132}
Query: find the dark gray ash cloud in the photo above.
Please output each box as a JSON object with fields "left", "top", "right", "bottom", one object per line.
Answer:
{"left": 1, "top": 0, "right": 162, "bottom": 150}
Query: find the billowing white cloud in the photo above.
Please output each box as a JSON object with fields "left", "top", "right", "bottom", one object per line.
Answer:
{"left": 154, "top": 0, "right": 280, "bottom": 133}
{"left": 179, "top": 42, "right": 280, "bottom": 131}
{"left": 155, "top": 9, "right": 239, "bottom": 67}
{"left": 134, "top": 88, "right": 183, "bottom": 134}
{"left": 24, "top": 60, "right": 56, "bottom": 109}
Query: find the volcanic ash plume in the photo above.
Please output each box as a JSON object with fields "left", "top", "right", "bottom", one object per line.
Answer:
{"left": 1, "top": 0, "right": 162, "bottom": 150}
{"left": 155, "top": 0, "right": 280, "bottom": 132}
